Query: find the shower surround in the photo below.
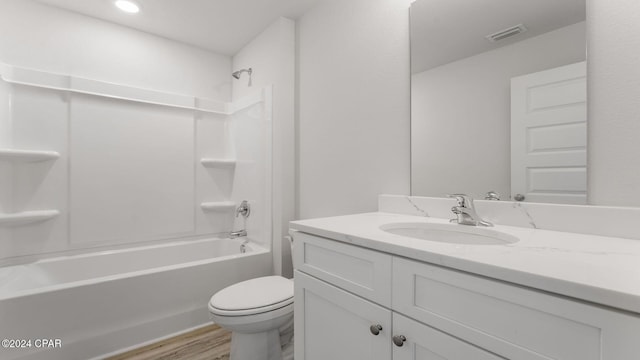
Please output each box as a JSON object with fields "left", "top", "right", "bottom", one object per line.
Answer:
{"left": 0, "top": 64, "right": 274, "bottom": 359}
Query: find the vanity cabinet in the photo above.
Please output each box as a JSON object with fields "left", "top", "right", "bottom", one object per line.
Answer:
{"left": 292, "top": 231, "right": 640, "bottom": 360}
{"left": 295, "top": 271, "right": 500, "bottom": 360}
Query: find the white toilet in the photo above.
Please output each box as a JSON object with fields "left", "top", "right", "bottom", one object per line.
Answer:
{"left": 208, "top": 275, "right": 294, "bottom": 360}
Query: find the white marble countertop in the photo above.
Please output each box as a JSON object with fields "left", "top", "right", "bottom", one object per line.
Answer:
{"left": 290, "top": 212, "right": 640, "bottom": 314}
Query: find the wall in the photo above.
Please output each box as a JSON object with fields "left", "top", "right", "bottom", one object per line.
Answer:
{"left": 295, "top": 0, "right": 640, "bottom": 210}
{"left": 227, "top": 93, "right": 274, "bottom": 253}
{"left": 411, "top": 22, "right": 586, "bottom": 200}
{"left": 0, "top": 66, "right": 273, "bottom": 263}
{"left": 0, "top": 0, "right": 231, "bottom": 100}
{"left": 232, "top": 18, "right": 296, "bottom": 276}
{"left": 587, "top": 0, "right": 640, "bottom": 206}
{"left": 0, "top": 1, "right": 276, "bottom": 263}
{"left": 297, "top": 0, "right": 412, "bottom": 219}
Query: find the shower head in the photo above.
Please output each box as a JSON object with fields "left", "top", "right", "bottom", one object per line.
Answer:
{"left": 232, "top": 68, "right": 252, "bottom": 79}
{"left": 232, "top": 68, "right": 253, "bottom": 87}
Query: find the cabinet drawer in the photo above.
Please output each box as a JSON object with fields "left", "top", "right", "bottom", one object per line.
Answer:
{"left": 393, "top": 257, "right": 640, "bottom": 360}
{"left": 293, "top": 231, "right": 392, "bottom": 306}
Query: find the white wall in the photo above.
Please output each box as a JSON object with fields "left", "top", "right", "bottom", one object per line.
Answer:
{"left": 232, "top": 18, "right": 296, "bottom": 277}
{"left": 297, "top": 0, "right": 412, "bottom": 219}
{"left": 0, "top": 1, "right": 256, "bottom": 262}
{"left": 0, "top": 0, "right": 231, "bottom": 100}
{"left": 227, "top": 94, "right": 274, "bottom": 253}
{"left": 587, "top": 0, "right": 640, "bottom": 206}
{"left": 411, "top": 22, "right": 586, "bottom": 200}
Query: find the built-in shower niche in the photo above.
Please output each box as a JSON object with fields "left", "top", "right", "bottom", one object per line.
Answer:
{"left": 0, "top": 64, "right": 272, "bottom": 262}
{"left": 201, "top": 158, "right": 236, "bottom": 200}
{"left": 197, "top": 111, "right": 237, "bottom": 233}
{"left": 197, "top": 90, "right": 272, "bottom": 244}
{"left": 0, "top": 150, "right": 60, "bottom": 226}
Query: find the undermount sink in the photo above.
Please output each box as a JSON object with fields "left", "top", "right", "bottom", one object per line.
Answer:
{"left": 380, "top": 222, "right": 519, "bottom": 245}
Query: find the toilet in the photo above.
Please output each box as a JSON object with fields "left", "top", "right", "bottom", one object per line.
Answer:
{"left": 209, "top": 236, "right": 296, "bottom": 360}
{"left": 208, "top": 276, "right": 294, "bottom": 360}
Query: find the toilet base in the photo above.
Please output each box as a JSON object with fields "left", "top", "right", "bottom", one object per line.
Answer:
{"left": 230, "top": 329, "right": 282, "bottom": 360}
{"left": 281, "top": 336, "right": 294, "bottom": 360}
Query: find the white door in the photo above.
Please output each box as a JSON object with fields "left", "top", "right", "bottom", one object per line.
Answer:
{"left": 294, "top": 271, "right": 392, "bottom": 360}
{"left": 510, "top": 62, "right": 587, "bottom": 204}
{"left": 392, "top": 314, "right": 503, "bottom": 360}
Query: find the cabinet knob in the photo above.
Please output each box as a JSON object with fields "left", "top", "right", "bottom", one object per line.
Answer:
{"left": 369, "top": 324, "right": 383, "bottom": 335}
{"left": 392, "top": 335, "right": 406, "bottom": 347}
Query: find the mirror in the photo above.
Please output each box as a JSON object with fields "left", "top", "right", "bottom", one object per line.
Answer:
{"left": 410, "top": 0, "right": 587, "bottom": 204}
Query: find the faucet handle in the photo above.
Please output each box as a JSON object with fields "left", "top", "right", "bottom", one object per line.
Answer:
{"left": 447, "top": 194, "right": 473, "bottom": 207}
{"left": 236, "top": 200, "right": 251, "bottom": 218}
{"left": 485, "top": 191, "right": 500, "bottom": 201}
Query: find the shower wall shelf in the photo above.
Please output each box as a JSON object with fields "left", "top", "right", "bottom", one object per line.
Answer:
{"left": 0, "top": 210, "right": 60, "bottom": 227}
{"left": 0, "top": 63, "right": 230, "bottom": 114}
{"left": 0, "top": 149, "right": 60, "bottom": 163}
{"left": 200, "top": 202, "right": 236, "bottom": 212}
{"left": 1, "top": 63, "right": 266, "bottom": 116}
{"left": 200, "top": 159, "right": 236, "bottom": 168}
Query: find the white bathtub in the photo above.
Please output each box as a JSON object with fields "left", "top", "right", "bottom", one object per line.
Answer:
{"left": 0, "top": 237, "right": 272, "bottom": 360}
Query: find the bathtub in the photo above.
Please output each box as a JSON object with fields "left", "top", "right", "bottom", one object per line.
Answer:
{"left": 0, "top": 237, "right": 272, "bottom": 360}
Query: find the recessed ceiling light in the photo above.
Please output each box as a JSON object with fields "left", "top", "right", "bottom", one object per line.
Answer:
{"left": 115, "top": 0, "right": 140, "bottom": 14}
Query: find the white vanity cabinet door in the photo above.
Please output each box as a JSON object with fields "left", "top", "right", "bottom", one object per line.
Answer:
{"left": 295, "top": 270, "right": 392, "bottom": 360}
{"left": 393, "top": 257, "right": 640, "bottom": 360}
{"left": 392, "top": 313, "right": 503, "bottom": 360}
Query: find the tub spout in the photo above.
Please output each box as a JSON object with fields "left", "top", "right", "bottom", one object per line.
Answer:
{"left": 230, "top": 229, "right": 247, "bottom": 238}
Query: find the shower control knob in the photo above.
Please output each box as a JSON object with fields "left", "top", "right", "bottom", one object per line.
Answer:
{"left": 514, "top": 194, "right": 525, "bottom": 202}
{"left": 369, "top": 324, "right": 383, "bottom": 335}
{"left": 392, "top": 335, "right": 407, "bottom": 347}
{"left": 236, "top": 200, "right": 251, "bottom": 218}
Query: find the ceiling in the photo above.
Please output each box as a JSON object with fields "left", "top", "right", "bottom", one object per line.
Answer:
{"left": 411, "top": 0, "right": 586, "bottom": 74}
{"left": 36, "top": 0, "right": 322, "bottom": 56}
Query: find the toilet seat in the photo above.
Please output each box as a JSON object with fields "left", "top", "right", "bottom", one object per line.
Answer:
{"left": 209, "top": 276, "right": 293, "bottom": 317}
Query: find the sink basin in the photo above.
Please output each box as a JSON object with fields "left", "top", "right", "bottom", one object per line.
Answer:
{"left": 380, "top": 222, "right": 519, "bottom": 245}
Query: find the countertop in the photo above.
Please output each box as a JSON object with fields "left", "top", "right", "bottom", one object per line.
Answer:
{"left": 290, "top": 212, "right": 640, "bottom": 314}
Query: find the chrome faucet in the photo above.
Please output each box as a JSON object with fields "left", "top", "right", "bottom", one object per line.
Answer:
{"left": 231, "top": 201, "right": 250, "bottom": 239}
{"left": 447, "top": 194, "right": 493, "bottom": 227}
{"left": 236, "top": 200, "right": 250, "bottom": 219}
{"left": 230, "top": 229, "right": 247, "bottom": 238}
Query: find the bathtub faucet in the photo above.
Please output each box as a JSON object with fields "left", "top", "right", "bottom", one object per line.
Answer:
{"left": 236, "top": 200, "right": 250, "bottom": 218}
{"left": 230, "top": 229, "right": 247, "bottom": 238}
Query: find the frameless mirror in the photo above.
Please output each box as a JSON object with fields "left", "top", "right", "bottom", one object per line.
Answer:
{"left": 410, "top": 0, "right": 587, "bottom": 204}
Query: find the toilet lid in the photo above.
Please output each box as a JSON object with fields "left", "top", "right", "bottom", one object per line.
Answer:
{"left": 210, "top": 276, "right": 293, "bottom": 314}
